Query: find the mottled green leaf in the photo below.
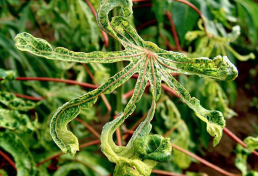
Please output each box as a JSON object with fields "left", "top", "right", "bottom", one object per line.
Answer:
{"left": 201, "top": 78, "right": 237, "bottom": 119}
{"left": 185, "top": 23, "right": 255, "bottom": 61}
{"left": 0, "top": 69, "right": 15, "bottom": 81}
{"left": 0, "top": 132, "right": 36, "bottom": 176}
{"left": 235, "top": 144, "right": 258, "bottom": 176}
{"left": 244, "top": 136, "right": 258, "bottom": 152}
{"left": 14, "top": 0, "right": 239, "bottom": 174}
{"left": 0, "top": 109, "right": 37, "bottom": 131}
{"left": 0, "top": 91, "right": 37, "bottom": 111}
{"left": 155, "top": 95, "right": 191, "bottom": 169}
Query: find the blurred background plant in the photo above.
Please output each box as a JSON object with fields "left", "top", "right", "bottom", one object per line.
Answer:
{"left": 0, "top": 0, "right": 258, "bottom": 175}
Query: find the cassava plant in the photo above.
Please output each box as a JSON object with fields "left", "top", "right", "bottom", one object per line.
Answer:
{"left": 13, "top": 0, "right": 238, "bottom": 175}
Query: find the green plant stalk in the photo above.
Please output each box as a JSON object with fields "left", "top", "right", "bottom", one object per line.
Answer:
{"left": 114, "top": 7, "right": 123, "bottom": 114}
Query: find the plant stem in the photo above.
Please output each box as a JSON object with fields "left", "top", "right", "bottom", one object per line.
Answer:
{"left": 14, "top": 93, "right": 45, "bottom": 101}
{"left": 74, "top": 159, "right": 104, "bottom": 176}
{"left": 113, "top": 7, "right": 123, "bottom": 146}
{"left": 171, "top": 144, "right": 241, "bottom": 176}
{"left": 36, "top": 140, "right": 100, "bottom": 167}
{"left": 122, "top": 112, "right": 148, "bottom": 140}
{"left": 223, "top": 127, "right": 258, "bottom": 157}
{"left": 5, "top": 77, "right": 98, "bottom": 89}
{"left": 165, "top": 11, "right": 182, "bottom": 51}
{"left": 84, "top": 0, "right": 109, "bottom": 48}
{"left": 79, "top": 139, "right": 101, "bottom": 149}
{"left": 0, "top": 151, "right": 16, "bottom": 171}
{"left": 132, "top": 0, "right": 209, "bottom": 36}
{"left": 82, "top": 63, "right": 111, "bottom": 112}
{"left": 152, "top": 169, "right": 186, "bottom": 176}
{"left": 136, "top": 19, "right": 157, "bottom": 31}
{"left": 75, "top": 118, "right": 101, "bottom": 139}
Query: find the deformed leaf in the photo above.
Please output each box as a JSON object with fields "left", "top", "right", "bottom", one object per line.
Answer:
{"left": 235, "top": 144, "right": 258, "bottom": 176}
{"left": 0, "top": 132, "right": 36, "bottom": 176}
{"left": 0, "top": 109, "right": 37, "bottom": 131}
{"left": 155, "top": 95, "right": 191, "bottom": 169}
{"left": 0, "top": 91, "right": 37, "bottom": 111}
{"left": 244, "top": 136, "right": 258, "bottom": 152}
{"left": 14, "top": 0, "right": 239, "bottom": 174}
{"left": 185, "top": 22, "right": 255, "bottom": 61}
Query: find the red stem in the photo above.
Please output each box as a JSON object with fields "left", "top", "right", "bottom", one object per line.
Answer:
{"left": 0, "top": 151, "right": 16, "bottom": 171}
{"left": 84, "top": 0, "right": 109, "bottom": 48}
{"left": 152, "top": 169, "right": 186, "bottom": 176}
{"left": 14, "top": 93, "right": 45, "bottom": 101}
{"left": 123, "top": 82, "right": 150, "bottom": 99}
{"left": 161, "top": 84, "right": 180, "bottom": 98}
{"left": 114, "top": 116, "right": 122, "bottom": 146}
{"left": 165, "top": 11, "right": 182, "bottom": 51}
{"left": 172, "top": 144, "right": 241, "bottom": 176}
{"left": 82, "top": 63, "right": 111, "bottom": 112}
{"left": 132, "top": 0, "right": 208, "bottom": 36}
{"left": 132, "top": 0, "right": 150, "bottom": 2}
{"left": 122, "top": 112, "right": 147, "bottom": 140}
{"left": 133, "top": 4, "right": 152, "bottom": 9}
{"left": 75, "top": 118, "right": 101, "bottom": 139}
{"left": 172, "top": 0, "right": 208, "bottom": 36}
{"left": 223, "top": 127, "right": 258, "bottom": 157}
{"left": 37, "top": 140, "right": 100, "bottom": 167}
{"left": 7, "top": 77, "right": 98, "bottom": 89}
{"left": 136, "top": 19, "right": 157, "bottom": 31}
{"left": 36, "top": 153, "right": 62, "bottom": 167}
{"left": 79, "top": 139, "right": 101, "bottom": 149}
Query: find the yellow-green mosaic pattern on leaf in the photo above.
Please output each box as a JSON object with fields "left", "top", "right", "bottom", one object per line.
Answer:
{"left": 14, "top": 0, "right": 239, "bottom": 175}
{"left": 0, "top": 91, "right": 37, "bottom": 111}
{"left": 0, "top": 132, "right": 36, "bottom": 176}
{"left": 101, "top": 100, "right": 172, "bottom": 176}
{"left": 0, "top": 109, "right": 37, "bottom": 131}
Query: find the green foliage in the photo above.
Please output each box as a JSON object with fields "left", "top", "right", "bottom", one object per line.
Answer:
{"left": 244, "top": 136, "right": 258, "bottom": 152}
{"left": 0, "top": 109, "right": 37, "bottom": 131}
{"left": 0, "top": 68, "right": 15, "bottom": 81}
{"left": 13, "top": 0, "right": 239, "bottom": 175}
{"left": 1, "top": 0, "right": 258, "bottom": 175}
{"left": 154, "top": 95, "right": 191, "bottom": 169}
{"left": 0, "top": 91, "right": 37, "bottom": 111}
{"left": 0, "top": 132, "right": 36, "bottom": 176}
{"left": 235, "top": 144, "right": 258, "bottom": 176}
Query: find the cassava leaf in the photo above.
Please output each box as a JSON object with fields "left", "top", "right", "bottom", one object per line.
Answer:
{"left": 101, "top": 100, "right": 171, "bottom": 175}
{"left": 186, "top": 23, "right": 255, "bottom": 61}
{"left": 0, "top": 132, "right": 36, "bottom": 176}
{"left": 155, "top": 95, "right": 191, "bottom": 169}
{"left": 0, "top": 68, "right": 15, "bottom": 81}
{"left": 0, "top": 91, "right": 37, "bottom": 111}
{"left": 0, "top": 109, "right": 37, "bottom": 131}
{"left": 14, "top": 0, "right": 238, "bottom": 174}
{"left": 244, "top": 136, "right": 258, "bottom": 152}
{"left": 235, "top": 144, "right": 258, "bottom": 176}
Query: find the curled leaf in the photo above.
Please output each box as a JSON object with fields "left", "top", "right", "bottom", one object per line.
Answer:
{"left": 134, "top": 135, "right": 172, "bottom": 162}
{"left": 14, "top": 0, "right": 239, "bottom": 174}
